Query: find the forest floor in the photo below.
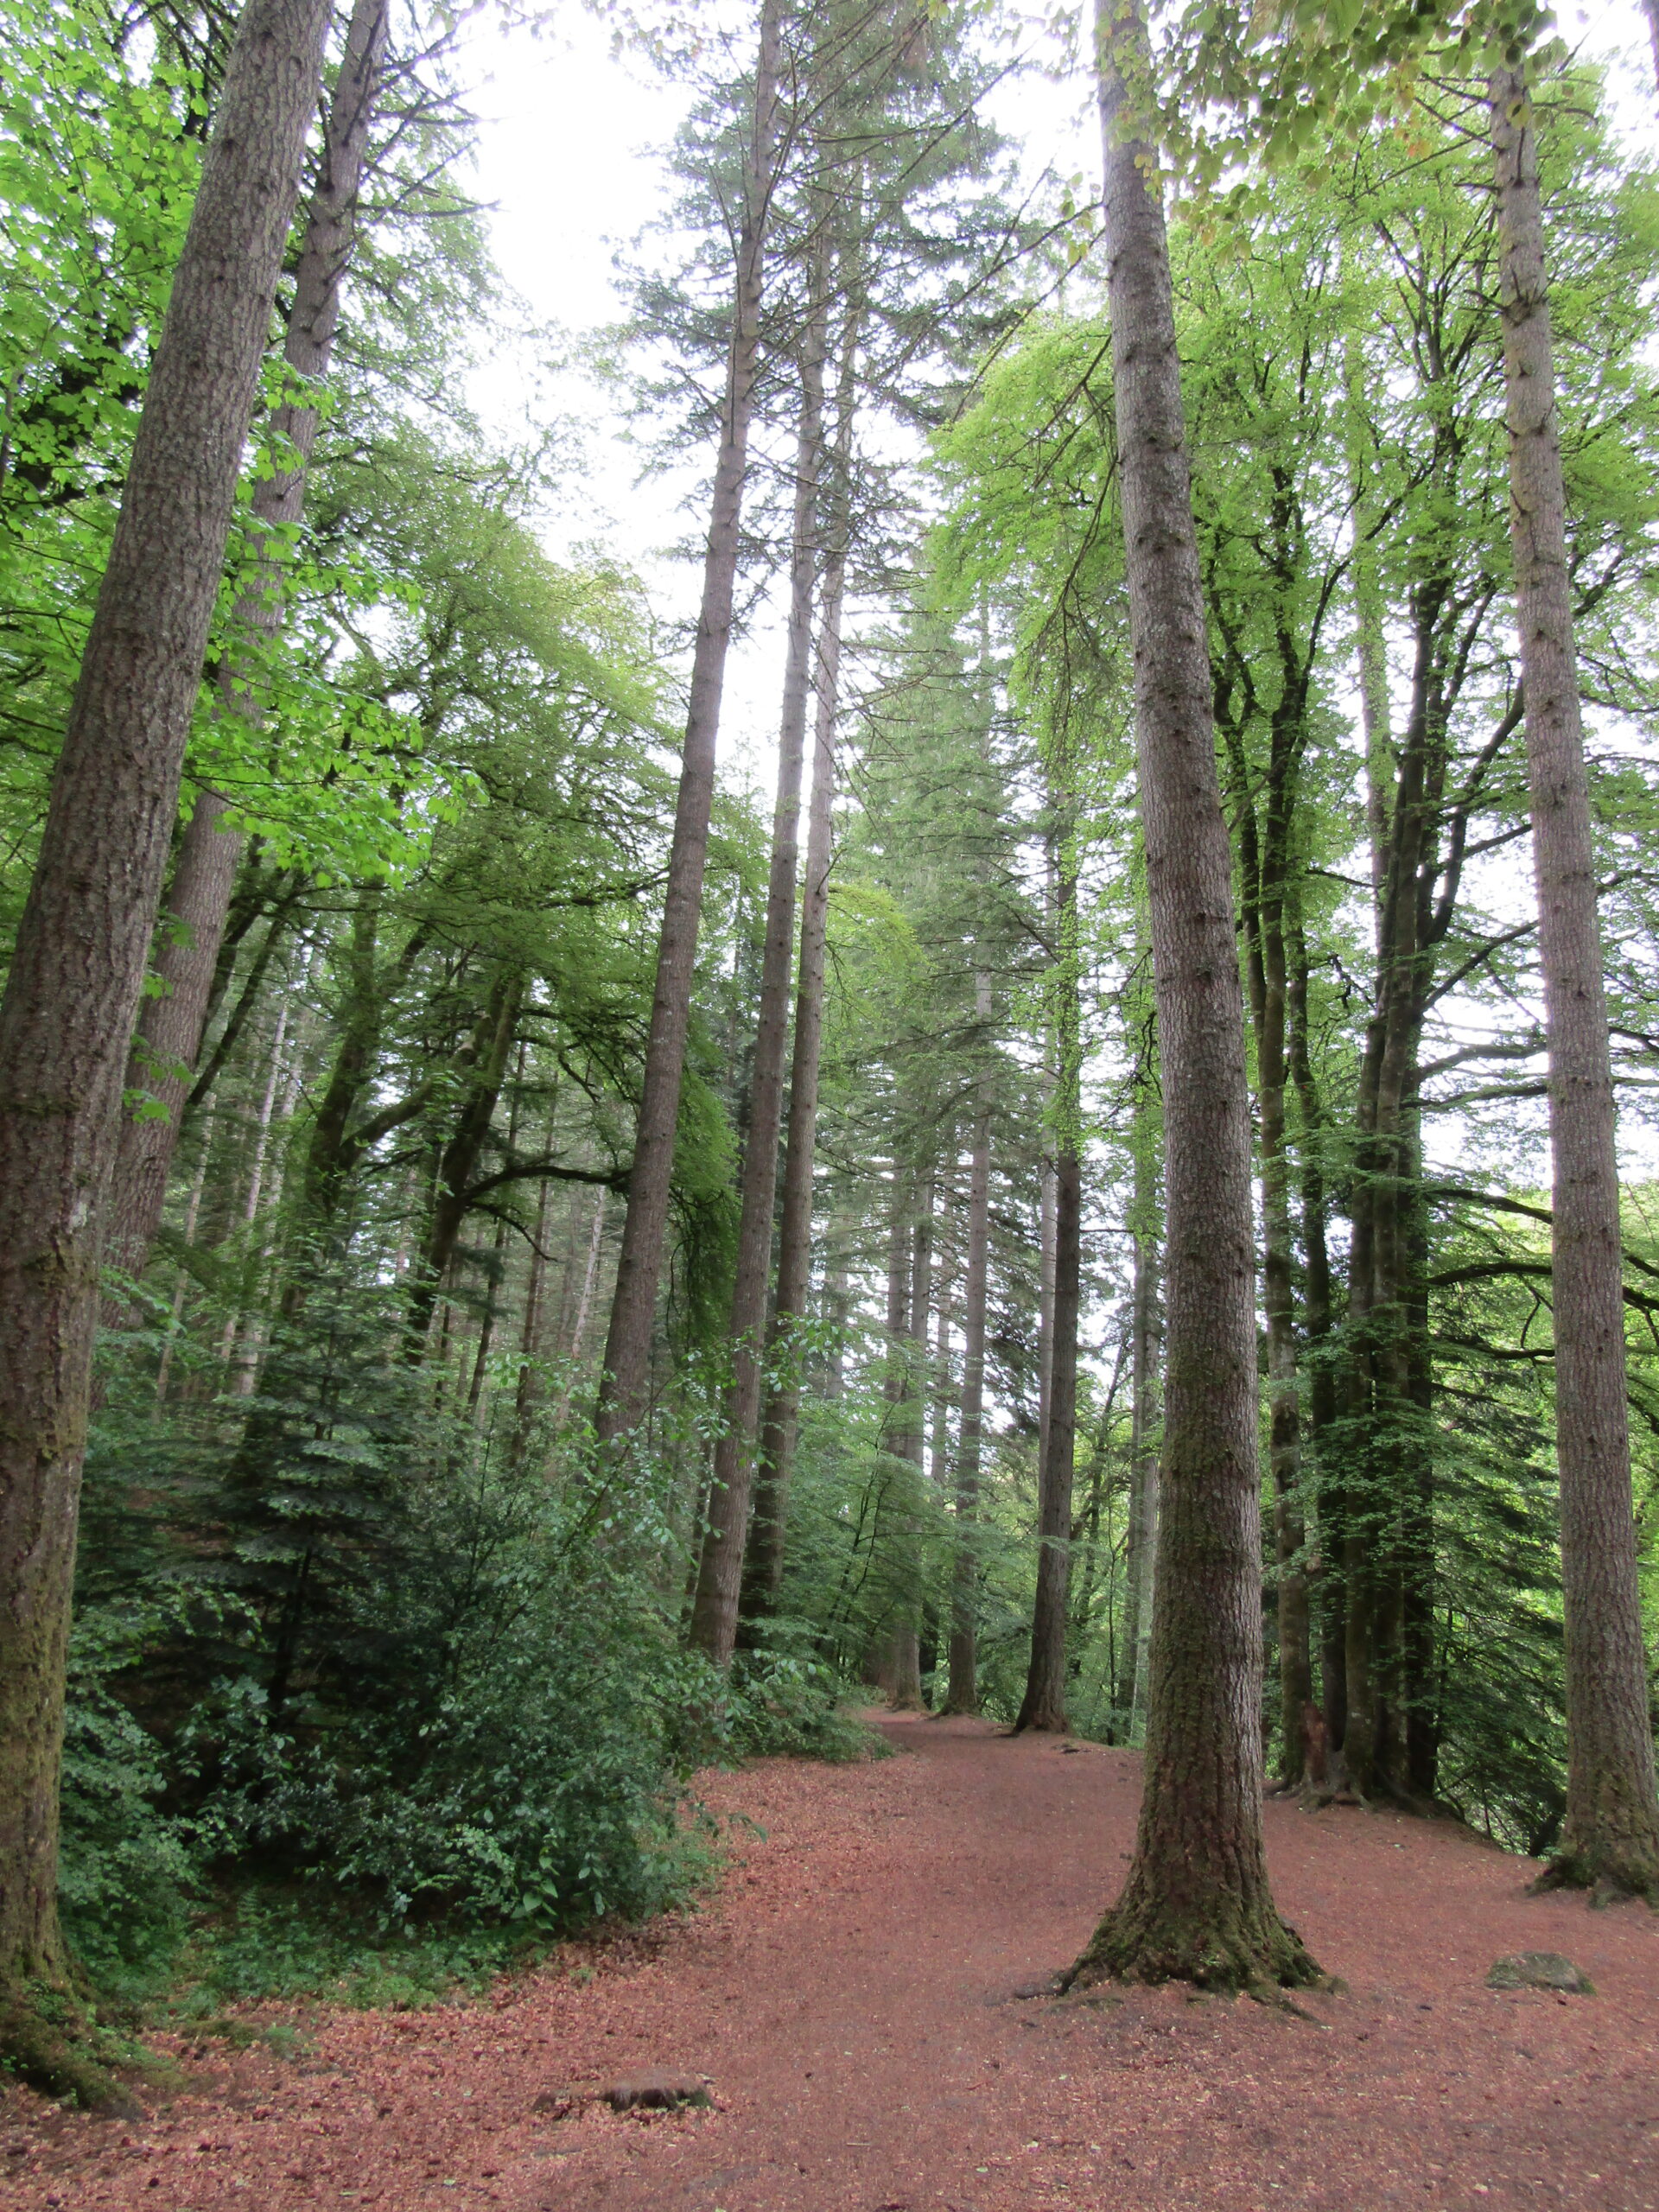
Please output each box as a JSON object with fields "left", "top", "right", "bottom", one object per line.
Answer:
{"left": 6, "top": 1713, "right": 1659, "bottom": 2212}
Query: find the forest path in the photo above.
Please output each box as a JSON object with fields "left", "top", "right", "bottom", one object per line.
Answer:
{"left": 8, "top": 1714, "right": 1659, "bottom": 2212}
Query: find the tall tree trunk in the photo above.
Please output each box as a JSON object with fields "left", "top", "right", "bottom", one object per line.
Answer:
{"left": 105, "top": 0, "right": 391, "bottom": 1287}
{"left": 944, "top": 976, "right": 993, "bottom": 1715}
{"left": 1019, "top": 804, "right": 1081, "bottom": 1734}
{"left": 690, "top": 302, "right": 825, "bottom": 1664}
{"left": 556, "top": 1194, "right": 608, "bottom": 1423}
{"left": 871, "top": 1166, "right": 925, "bottom": 1708}
{"left": 1288, "top": 916, "right": 1343, "bottom": 1754}
{"left": 1492, "top": 67, "right": 1659, "bottom": 1897}
{"left": 1035, "top": 1154, "right": 1057, "bottom": 1451}
{"left": 219, "top": 990, "right": 294, "bottom": 1387}
{"left": 1069, "top": 0, "right": 1314, "bottom": 1993}
{"left": 1230, "top": 719, "right": 1313, "bottom": 1785}
{"left": 1119, "top": 1020, "right": 1161, "bottom": 1735}
{"left": 595, "top": 0, "right": 784, "bottom": 1448}
{"left": 512, "top": 1110, "right": 559, "bottom": 1456}
{"left": 740, "top": 349, "right": 854, "bottom": 1626}
{"left": 0, "top": 0, "right": 331, "bottom": 2099}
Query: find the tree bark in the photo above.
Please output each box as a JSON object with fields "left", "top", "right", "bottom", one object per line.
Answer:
{"left": 740, "top": 367, "right": 852, "bottom": 1624}
{"left": 0, "top": 0, "right": 330, "bottom": 2098}
{"left": 944, "top": 976, "right": 994, "bottom": 1715}
{"left": 105, "top": 0, "right": 391, "bottom": 1287}
{"left": 1287, "top": 916, "right": 1343, "bottom": 1751}
{"left": 1491, "top": 67, "right": 1659, "bottom": 1897}
{"left": 870, "top": 1167, "right": 925, "bottom": 1708}
{"left": 1228, "top": 684, "right": 1314, "bottom": 1784}
{"left": 690, "top": 297, "right": 825, "bottom": 1663}
{"left": 595, "top": 0, "right": 784, "bottom": 1449}
{"left": 1120, "top": 1079, "right": 1161, "bottom": 1738}
{"left": 1019, "top": 801, "right": 1082, "bottom": 1734}
{"left": 1069, "top": 0, "right": 1315, "bottom": 1993}
{"left": 405, "top": 969, "right": 524, "bottom": 1353}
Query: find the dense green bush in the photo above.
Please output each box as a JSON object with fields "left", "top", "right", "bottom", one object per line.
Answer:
{"left": 58, "top": 1602, "right": 198, "bottom": 2001}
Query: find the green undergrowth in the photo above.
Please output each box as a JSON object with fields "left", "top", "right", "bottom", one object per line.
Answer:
{"left": 161, "top": 1885, "right": 557, "bottom": 2015}
{"left": 722, "top": 1642, "right": 890, "bottom": 1766}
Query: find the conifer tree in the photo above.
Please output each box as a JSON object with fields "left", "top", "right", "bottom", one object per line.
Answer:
{"left": 0, "top": 0, "right": 332, "bottom": 2098}
{"left": 1067, "top": 0, "right": 1315, "bottom": 1992}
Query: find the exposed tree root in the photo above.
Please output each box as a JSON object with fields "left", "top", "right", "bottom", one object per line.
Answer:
{"left": 1530, "top": 1848, "right": 1659, "bottom": 1908}
{"left": 0, "top": 1980, "right": 179, "bottom": 2115}
{"left": 1061, "top": 1890, "right": 1325, "bottom": 1998}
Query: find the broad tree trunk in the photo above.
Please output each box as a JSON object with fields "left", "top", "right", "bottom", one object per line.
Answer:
{"left": 595, "top": 0, "right": 783, "bottom": 1448}
{"left": 1492, "top": 68, "right": 1659, "bottom": 1896}
{"left": 1070, "top": 0, "right": 1314, "bottom": 1993}
{"left": 0, "top": 0, "right": 330, "bottom": 2098}
{"left": 690, "top": 303, "right": 825, "bottom": 1664}
{"left": 105, "top": 0, "right": 391, "bottom": 1287}
{"left": 944, "top": 977, "right": 993, "bottom": 1715}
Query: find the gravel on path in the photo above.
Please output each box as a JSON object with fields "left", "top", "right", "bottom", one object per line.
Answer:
{"left": 5, "top": 1712, "right": 1658, "bottom": 2212}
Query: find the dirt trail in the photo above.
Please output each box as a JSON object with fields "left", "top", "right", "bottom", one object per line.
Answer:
{"left": 7, "top": 1713, "right": 1659, "bottom": 2211}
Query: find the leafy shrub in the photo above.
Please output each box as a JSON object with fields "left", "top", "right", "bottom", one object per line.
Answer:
{"left": 724, "top": 1642, "right": 883, "bottom": 1764}
{"left": 58, "top": 1602, "right": 197, "bottom": 1999}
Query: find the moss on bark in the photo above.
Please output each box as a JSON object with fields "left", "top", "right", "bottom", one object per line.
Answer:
{"left": 0, "top": 1977, "right": 178, "bottom": 2113}
{"left": 1065, "top": 1878, "right": 1323, "bottom": 1997}
{"left": 1532, "top": 1843, "right": 1659, "bottom": 1907}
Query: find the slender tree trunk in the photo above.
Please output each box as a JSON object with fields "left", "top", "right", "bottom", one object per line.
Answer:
{"left": 1120, "top": 1055, "right": 1161, "bottom": 1736}
{"left": 406, "top": 971, "right": 524, "bottom": 1352}
{"left": 944, "top": 977, "right": 993, "bottom": 1715}
{"left": 1236, "top": 757, "right": 1313, "bottom": 1784}
{"left": 1032, "top": 1155, "right": 1055, "bottom": 1438}
{"left": 156, "top": 1102, "right": 216, "bottom": 1408}
{"left": 512, "top": 1135, "right": 556, "bottom": 1455}
{"left": 105, "top": 0, "right": 391, "bottom": 1286}
{"left": 1069, "top": 0, "right": 1315, "bottom": 1993}
{"left": 1492, "top": 67, "right": 1659, "bottom": 1896}
{"left": 556, "top": 1195, "right": 608, "bottom": 1423}
{"left": 871, "top": 1167, "right": 925, "bottom": 1708}
{"left": 740, "top": 372, "right": 852, "bottom": 1624}
{"left": 1288, "top": 918, "right": 1343, "bottom": 1754}
{"left": 0, "top": 0, "right": 330, "bottom": 2097}
{"left": 1020, "top": 808, "right": 1082, "bottom": 1734}
{"left": 690, "top": 303, "right": 825, "bottom": 1663}
{"left": 595, "top": 0, "right": 783, "bottom": 1448}
{"left": 219, "top": 993, "right": 292, "bottom": 1383}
